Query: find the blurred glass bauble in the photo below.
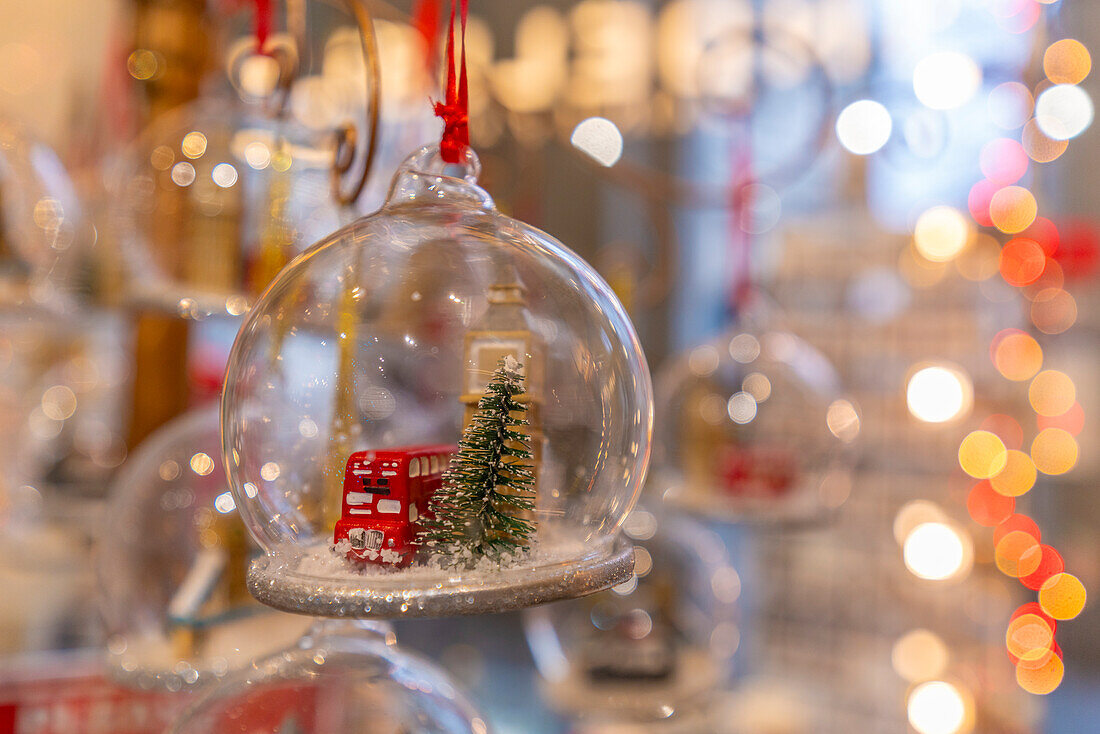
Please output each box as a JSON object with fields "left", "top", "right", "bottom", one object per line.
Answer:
{"left": 110, "top": 95, "right": 353, "bottom": 318}
{"left": 651, "top": 300, "right": 859, "bottom": 524}
{"left": 168, "top": 620, "right": 490, "bottom": 733}
{"left": 222, "top": 144, "right": 652, "bottom": 619}
{"left": 524, "top": 508, "right": 738, "bottom": 724}
{"left": 111, "top": 16, "right": 440, "bottom": 321}
{"left": 0, "top": 115, "right": 89, "bottom": 309}
{"left": 98, "top": 405, "right": 313, "bottom": 691}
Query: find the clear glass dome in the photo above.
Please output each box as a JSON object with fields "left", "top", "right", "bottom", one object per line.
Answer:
{"left": 222, "top": 144, "right": 652, "bottom": 618}
{"left": 651, "top": 302, "right": 859, "bottom": 524}
{"left": 97, "top": 405, "right": 313, "bottom": 690}
{"left": 524, "top": 507, "right": 738, "bottom": 724}
{"left": 168, "top": 620, "right": 490, "bottom": 733}
{"left": 110, "top": 95, "right": 355, "bottom": 318}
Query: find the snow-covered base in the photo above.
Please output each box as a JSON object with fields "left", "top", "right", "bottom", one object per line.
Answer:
{"left": 299, "top": 536, "right": 559, "bottom": 580}
{"left": 248, "top": 532, "right": 635, "bottom": 618}
{"left": 107, "top": 612, "right": 313, "bottom": 691}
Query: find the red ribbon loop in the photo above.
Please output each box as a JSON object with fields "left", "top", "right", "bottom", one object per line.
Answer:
{"left": 253, "top": 0, "right": 272, "bottom": 54}
{"left": 435, "top": 0, "right": 469, "bottom": 164}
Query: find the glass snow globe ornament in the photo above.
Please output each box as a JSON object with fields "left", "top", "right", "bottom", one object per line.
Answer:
{"left": 524, "top": 508, "right": 738, "bottom": 724}
{"left": 651, "top": 297, "right": 859, "bottom": 524}
{"left": 98, "top": 405, "right": 313, "bottom": 690}
{"left": 222, "top": 143, "right": 652, "bottom": 618}
{"left": 168, "top": 620, "right": 489, "bottom": 733}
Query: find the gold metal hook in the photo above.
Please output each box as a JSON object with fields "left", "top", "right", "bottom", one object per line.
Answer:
{"left": 331, "top": 0, "right": 382, "bottom": 207}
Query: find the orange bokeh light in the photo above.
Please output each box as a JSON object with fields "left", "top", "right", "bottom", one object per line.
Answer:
{"left": 1039, "top": 573, "right": 1087, "bottom": 620}
{"left": 1000, "top": 239, "right": 1048, "bottom": 286}
{"left": 1006, "top": 613, "right": 1054, "bottom": 663}
{"left": 990, "top": 186, "right": 1038, "bottom": 234}
{"left": 1031, "top": 288, "right": 1077, "bottom": 334}
{"left": 996, "top": 530, "right": 1043, "bottom": 577}
{"left": 1023, "top": 118, "right": 1069, "bottom": 163}
{"left": 1044, "top": 38, "right": 1092, "bottom": 85}
{"left": 1031, "top": 427, "right": 1079, "bottom": 475}
{"left": 1023, "top": 259, "right": 1065, "bottom": 300}
{"left": 990, "top": 449, "right": 1037, "bottom": 497}
{"left": 959, "top": 430, "right": 1008, "bottom": 479}
{"left": 1029, "top": 370, "right": 1076, "bottom": 417}
{"left": 1017, "top": 651, "right": 1064, "bottom": 695}
{"left": 992, "top": 331, "right": 1043, "bottom": 381}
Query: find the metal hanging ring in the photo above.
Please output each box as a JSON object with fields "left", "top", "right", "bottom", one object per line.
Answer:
{"left": 331, "top": 0, "right": 382, "bottom": 207}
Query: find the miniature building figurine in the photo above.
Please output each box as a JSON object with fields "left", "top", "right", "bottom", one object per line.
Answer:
{"left": 333, "top": 445, "right": 456, "bottom": 567}
{"left": 461, "top": 282, "right": 544, "bottom": 521}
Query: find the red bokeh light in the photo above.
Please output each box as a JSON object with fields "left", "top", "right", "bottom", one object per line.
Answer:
{"left": 1037, "top": 402, "right": 1085, "bottom": 436}
{"left": 1001, "top": 238, "right": 1047, "bottom": 286}
{"left": 995, "top": 513, "right": 1041, "bottom": 545}
{"left": 968, "top": 480, "right": 1016, "bottom": 527}
{"left": 1020, "top": 544, "right": 1066, "bottom": 591}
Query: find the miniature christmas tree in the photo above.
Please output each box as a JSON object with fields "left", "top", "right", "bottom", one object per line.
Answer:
{"left": 421, "top": 356, "right": 536, "bottom": 565}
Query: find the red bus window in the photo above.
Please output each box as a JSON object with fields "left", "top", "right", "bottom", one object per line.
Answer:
{"left": 377, "top": 499, "right": 401, "bottom": 514}
{"left": 409, "top": 458, "right": 420, "bottom": 478}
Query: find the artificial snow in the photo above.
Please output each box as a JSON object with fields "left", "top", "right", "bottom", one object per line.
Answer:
{"left": 279, "top": 532, "right": 595, "bottom": 585}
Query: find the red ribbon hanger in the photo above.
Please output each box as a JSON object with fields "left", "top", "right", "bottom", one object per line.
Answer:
{"left": 253, "top": 0, "right": 272, "bottom": 53}
{"left": 412, "top": 0, "right": 442, "bottom": 76}
{"left": 434, "top": 0, "right": 469, "bottom": 164}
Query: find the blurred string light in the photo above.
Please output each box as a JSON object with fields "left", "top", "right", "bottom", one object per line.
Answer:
{"left": 951, "top": 12, "right": 1092, "bottom": 695}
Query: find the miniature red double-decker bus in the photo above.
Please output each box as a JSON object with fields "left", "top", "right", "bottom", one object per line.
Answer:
{"left": 332, "top": 444, "right": 455, "bottom": 567}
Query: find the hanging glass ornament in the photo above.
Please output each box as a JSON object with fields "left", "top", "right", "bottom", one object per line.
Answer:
{"left": 167, "top": 620, "right": 489, "bottom": 733}
{"left": 98, "top": 405, "right": 313, "bottom": 690}
{"left": 221, "top": 143, "right": 652, "bottom": 618}
{"left": 651, "top": 297, "right": 859, "bottom": 524}
{"left": 110, "top": 0, "right": 436, "bottom": 320}
{"left": 524, "top": 507, "right": 738, "bottom": 724}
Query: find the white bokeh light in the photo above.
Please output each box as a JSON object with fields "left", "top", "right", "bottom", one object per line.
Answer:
{"left": 570, "top": 117, "right": 624, "bottom": 167}
{"left": 907, "top": 680, "right": 969, "bottom": 734}
{"left": 1036, "top": 84, "right": 1094, "bottom": 141}
{"left": 913, "top": 52, "right": 982, "bottom": 110}
{"left": 836, "top": 99, "right": 893, "bottom": 155}
{"left": 903, "top": 522, "right": 969, "bottom": 581}
{"left": 906, "top": 365, "right": 971, "bottom": 423}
